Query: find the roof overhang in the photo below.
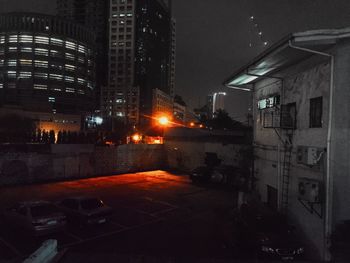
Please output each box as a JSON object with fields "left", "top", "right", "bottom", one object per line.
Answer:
{"left": 223, "top": 27, "right": 350, "bottom": 91}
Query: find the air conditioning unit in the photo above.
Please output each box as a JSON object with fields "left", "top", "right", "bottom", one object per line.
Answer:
{"left": 297, "top": 146, "right": 323, "bottom": 166}
{"left": 298, "top": 178, "right": 321, "bottom": 203}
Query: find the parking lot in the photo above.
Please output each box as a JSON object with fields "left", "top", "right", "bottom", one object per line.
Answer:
{"left": 0, "top": 170, "right": 240, "bottom": 262}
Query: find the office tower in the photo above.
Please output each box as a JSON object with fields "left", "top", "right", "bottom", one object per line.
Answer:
{"left": 213, "top": 92, "right": 226, "bottom": 113}
{"left": 106, "top": 0, "right": 173, "bottom": 126}
{"left": 57, "top": 0, "right": 109, "bottom": 111}
{"left": 0, "top": 13, "right": 96, "bottom": 114}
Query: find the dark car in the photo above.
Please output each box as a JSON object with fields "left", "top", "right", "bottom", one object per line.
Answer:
{"left": 190, "top": 165, "right": 240, "bottom": 187}
{"left": 57, "top": 196, "right": 113, "bottom": 226}
{"left": 236, "top": 205, "right": 305, "bottom": 260}
{"left": 2, "top": 201, "right": 66, "bottom": 236}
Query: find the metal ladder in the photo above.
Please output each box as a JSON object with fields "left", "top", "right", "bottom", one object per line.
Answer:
{"left": 281, "top": 144, "right": 292, "bottom": 213}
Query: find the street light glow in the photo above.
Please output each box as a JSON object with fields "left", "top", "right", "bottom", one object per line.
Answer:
{"left": 158, "top": 116, "right": 169, "bottom": 126}
{"left": 132, "top": 134, "right": 141, "bottom": 142}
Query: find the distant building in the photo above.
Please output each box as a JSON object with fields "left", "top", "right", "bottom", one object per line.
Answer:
{"left": 173, "top": 101, "right": 186, "bottom": 124}
{"left": 224, "top": 27, "right": 350, "bottom": 261}
{"left": 0, "top": 12, "right": 96, "bottom": 116}
{"left": 152, "top": 88, "right": 173, "bottom": 125}
{"left": 212, "top": 92, "right": 226, "bottom": 114}
{"left": 105, "top": 0, "right": 174, "bottom": 126}
{"left": 206, "top": 94, "right": 213, "bottom": 118}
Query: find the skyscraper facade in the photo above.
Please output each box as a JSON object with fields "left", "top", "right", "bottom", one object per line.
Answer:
{"left": 106, "top": 0, "right": 174, "bottom": 126}
{"left": 57, "top": 0, "right": 109, "bottom": 111}
{"left": 0, "top": 13, "right": 96, "bottom": 114}
{"left": 213, "top": 92, "right": 226, "bottom": 113}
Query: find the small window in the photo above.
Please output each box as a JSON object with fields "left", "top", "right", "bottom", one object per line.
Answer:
{"left": 309, "top": 97, "right": 322, "bottom": 128}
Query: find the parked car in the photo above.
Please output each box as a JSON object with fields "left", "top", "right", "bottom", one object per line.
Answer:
{"left": 190, "top": 165, "right": 241, "bottom": 187}
{"left": 236, "top": 204, "right": 305, "bottom": 260}
{"left": 1, "top": 201, "right": 66, "bottom": 236}
{"left": 57, "top": 196, "right": 113, "bottom": 226}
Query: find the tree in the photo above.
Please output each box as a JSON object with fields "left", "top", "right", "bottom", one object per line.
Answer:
{"left": 49, "top": 130, "right": 56, "bottom": 144}
{"left": 0, "top": 114, "right": 36, "bottom": 143}
{"left": 206, "top": 109, "right": 245, "bottom": 130}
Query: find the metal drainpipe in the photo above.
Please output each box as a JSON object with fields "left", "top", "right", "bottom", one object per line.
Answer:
{"left": 288, "top": 40, "right": 334, "bottom": 262}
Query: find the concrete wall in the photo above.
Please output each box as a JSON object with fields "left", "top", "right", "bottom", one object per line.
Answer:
{"left": 253, "top": 58, "right": 331, "bottom": 259}
{"left": 0, "top": 144, "right": 165, "bottom": 186}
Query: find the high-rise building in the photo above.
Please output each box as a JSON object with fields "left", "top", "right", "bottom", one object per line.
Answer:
{"left": 0, "top": 12, "right": 96, "bottom": 114}
{"left": 106, "top": 0, "right": 174, "bottom": 126}
{"left": 57, "top": 0, "right": 109, "bottom": 111}
{"left": 213, "top": 92, "right": 226, "bottom": 114}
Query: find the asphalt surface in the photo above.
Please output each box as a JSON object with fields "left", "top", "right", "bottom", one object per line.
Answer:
{"left": 0, "top": 171, "right": 312, "bottom": 262}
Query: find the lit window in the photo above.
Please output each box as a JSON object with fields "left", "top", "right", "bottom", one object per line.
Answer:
{"left": 49, "top": 74, "right": 63, "bottom": 80}
{"left": 64, "top": 76, "right": 74, "bottom": 83}
{"left": 19, "top": 72, "right": 32, "bottom": 79}
{"left": 19, "top": 35, "right": 33, "bottom": 43}
{"left": 65, "top": 64, "right": 76, "bottom": 71}
{"left": 34, "top": 72, "right": 48, "bottom": 79}
{"left": 8, "top": 47, "right": 18, "bottom": 52}
{"left": 0, "top": 36, "right": 4, "bottom": 44}
{"left": 65, "top": 53, "right": 75, "bottom": 60}
{"left": 48, "top": 97, "right": 55, "bottom": 102}
{"left": 35, "top": 36, "right": 49, "bottom": 44}
{"left": 7, "top": 71, "right": 16, "bottom": 78}
{"left": 78, "top": 45, "right": 87, "bottom": 54}
{"left": 33, "top": 84, "right": 47, "bottom": 90}
{"left": 9, "top": 35, "right": 18, "bottom": 43}
{"left": 0, "top": 83, "right": 3, "bottom": 89}
{"left": 0, "top": 59, "right": 3, "bottom": 66}
{"left": 119, "top": 14, "right": 125, "bottom": 17}
{"left": 87, "top": 81, "right": 93, "bottom": 89}
{"left": 7, "top": 60, "right": 17, "bottom": 67}
{"left": 21, "top": 47, "right": 32, "bottom": 53}
{"left": 77, "top": 89, "right": 85, "bottom": 95}
{"left": 50, "top": 38, "right": 63, "bottom": 46}
{"left": 20, "top": 59, "right": 32, "bottom": 66}
{"left": 34, "top": 60, "right": 48, "bottom": 68}
{"left": 65, "top": 41, "right": 77, "bottom": 50}
{"left": 66, "top": 87, "right": 75, "bottom": 93}
{"left": 77, "top": 78, "right": 86, "bottom": 84}
{"left": 35, "top": 48, "right": 49, "bottom": 56}
{"left": 116, "top": 99, "right": 123, "bottom": 103}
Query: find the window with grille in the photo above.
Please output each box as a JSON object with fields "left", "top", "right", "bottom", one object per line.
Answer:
{"left": 309, "top": 97, "right": 322, "bottom": 128}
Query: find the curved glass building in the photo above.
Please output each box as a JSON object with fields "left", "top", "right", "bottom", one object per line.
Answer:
{"left": 0, "top": 13, "right": 96, "bottom": 114}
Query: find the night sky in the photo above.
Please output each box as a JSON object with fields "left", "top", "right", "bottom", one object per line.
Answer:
{"left": 1, "top": 0, "right": 350, "bottom": 122}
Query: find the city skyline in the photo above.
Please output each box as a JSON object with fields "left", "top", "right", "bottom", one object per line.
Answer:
{"left": 1, "top": 0, "right": 350, "bottom": 121}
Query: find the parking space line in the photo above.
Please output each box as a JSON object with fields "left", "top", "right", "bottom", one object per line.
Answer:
{"left": 108, "top": 221, "right": 128, "bottom": 229}
{"left": 143, "top": 197, "right": 179, "bottom": 209}
{"left": 61, "top": 218, "right": 163, "bottom": 249}
{"left": 151, "top": 207, "right": 178, "bottom": 217}
{"left": 0, "top": 237, "right": 21, "bottom": 256}
{"left": 63, "top": 231, "right": 83, "bottom": 242}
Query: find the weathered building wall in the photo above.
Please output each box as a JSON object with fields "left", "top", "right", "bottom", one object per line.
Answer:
{"left": 331, "top": 39, "right": 350, "bottom": 224}
{"left": 0, "top": 144, "right": 165, "bottom": 186}
{"left": 253, "top": 58, "right": 331, "bottom": 259}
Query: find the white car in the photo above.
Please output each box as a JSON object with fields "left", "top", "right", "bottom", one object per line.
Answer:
{"left": 2, "top": 201, "right": 66, "bottom": 236}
